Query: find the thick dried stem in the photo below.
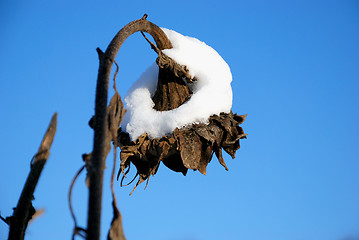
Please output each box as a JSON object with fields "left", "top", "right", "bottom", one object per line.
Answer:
{"left": 87, "top": 15, "right": 170, "bottom": 240}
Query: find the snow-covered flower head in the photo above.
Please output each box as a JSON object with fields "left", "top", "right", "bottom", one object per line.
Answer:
{"left": 121, "top": 29, "right": 233, "bottom": 141}
{"left": 117, "top": 27, "right": 246, "bottom": 193}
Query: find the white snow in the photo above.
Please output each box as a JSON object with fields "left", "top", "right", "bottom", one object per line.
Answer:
{"left": 121, "top": 28, "right": 233, "bottom": 141}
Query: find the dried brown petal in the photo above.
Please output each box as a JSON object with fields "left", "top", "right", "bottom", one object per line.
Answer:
{"left": 116, "top": 111, "right": 246, "bottom": 192}
{"left": 174, "top": 128, "right": 202, "bottom": 170}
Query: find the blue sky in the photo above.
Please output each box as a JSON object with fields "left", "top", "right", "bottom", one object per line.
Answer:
{"left": 1, "top": 1, "right": 358, "bottom": 240}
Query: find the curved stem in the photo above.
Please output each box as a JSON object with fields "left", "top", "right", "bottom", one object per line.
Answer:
{"left": 86, "top": 15, "right": 171, "bottom": 240}
{"left": 105, "top": 15, "right": 172, "bottom": 60}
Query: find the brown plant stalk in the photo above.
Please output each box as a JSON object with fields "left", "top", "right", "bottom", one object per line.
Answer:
{"left": 86, "top": 14, "right": 173, "bottom": 240}
{"left": 8, "top": 113, "right": 57, "bottom": 240}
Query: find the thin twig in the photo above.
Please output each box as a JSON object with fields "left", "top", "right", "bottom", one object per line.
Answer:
{"left": 141, "top": 31, "right": 160, "bottom": 54}
{"left": 112, "top": 60, "right": 119, "bottom": 92}
{"left": 8, "top": 113, "right": 57, "bottom": 240}
{"left": 69, "top": 165, "right": 86, "bottom": 239}
{"left": 0, "top": 213, "right": 9, "bottom": 225}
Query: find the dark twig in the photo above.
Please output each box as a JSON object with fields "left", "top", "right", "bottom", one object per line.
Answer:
{"left": 8, "top": 113, "right": 57, "bottom": 240}
{"left": 69, "top": 165, "right": 87, "bottom": 240}
{"left": 112, "top": 60, "right": 119, "bottom": 91}
{"left": 0, "top": 213, "right": 9, "bottom": 225}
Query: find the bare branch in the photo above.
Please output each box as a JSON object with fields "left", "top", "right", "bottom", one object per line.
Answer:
{"left": 8, "top": 113, "right": 57, "bottom": 240}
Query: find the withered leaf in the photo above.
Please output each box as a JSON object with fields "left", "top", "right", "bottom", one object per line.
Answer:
{"left": 117, "top": 111, "right": 246, "bottom": 192}
{"left": 107, "top": 200, "right": 126, "bottom": 240}
{"left": 85, "top": 91, "right": 125, "bottom": 186}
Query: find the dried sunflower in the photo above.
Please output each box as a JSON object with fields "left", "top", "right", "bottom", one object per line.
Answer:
{"left": 109, "top": 16, "right": 247, "bottom": 194}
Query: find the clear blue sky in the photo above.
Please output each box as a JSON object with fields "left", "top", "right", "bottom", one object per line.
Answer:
{"left": 1, "top": 1, "right": 358, "bottom": 240}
